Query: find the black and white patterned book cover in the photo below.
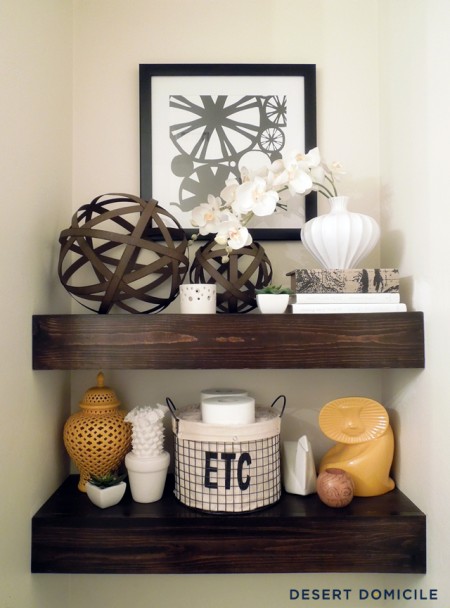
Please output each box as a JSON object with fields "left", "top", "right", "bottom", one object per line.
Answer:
{"left": 287, "top": 268, "right": 400, "bottom": 294}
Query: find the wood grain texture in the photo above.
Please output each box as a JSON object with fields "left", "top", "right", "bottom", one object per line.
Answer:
{"left": 31, "top": 476, "right": 426, "bottom": 574}
{"left": 31, "top": 313, "right": 426, "bottom": 574}
{"left": 32, "top": 312, "right": 425, "bottom": 370}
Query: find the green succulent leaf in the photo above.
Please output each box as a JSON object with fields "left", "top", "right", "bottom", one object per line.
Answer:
{"left": 255, "top": 284, "right": 294, "bottom": 295}
{"left": 88, "top": 471, "right": 127, "bottom": 489}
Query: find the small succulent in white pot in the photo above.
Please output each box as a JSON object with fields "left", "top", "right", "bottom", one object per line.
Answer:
{"left": 255, "top": 284, "right": 294, "bottom": 314}
{"left": 86, "top": 471, "right": 127, "bottom": 509}
{"left": 124, "top": 404, "right": 170, "bottom": 503}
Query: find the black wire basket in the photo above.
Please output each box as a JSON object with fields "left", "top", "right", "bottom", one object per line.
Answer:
{"left": 167, "top": 396, "right": 286, "bottom": 513}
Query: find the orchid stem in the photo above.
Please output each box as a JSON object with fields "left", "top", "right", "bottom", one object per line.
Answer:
{"left": 313, "top": 182, "right": 336, "bottom": 199}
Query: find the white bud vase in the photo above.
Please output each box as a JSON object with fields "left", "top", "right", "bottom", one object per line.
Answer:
{"left": 301, "top": 196, "right": 380, "bottom": 269}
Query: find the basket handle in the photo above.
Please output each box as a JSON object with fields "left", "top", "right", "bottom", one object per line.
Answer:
{"left": 166, "top": 397, "right": 179, "bottom": 421}
{"left": 270, "top": 394, "right": 286, "bottom": 418}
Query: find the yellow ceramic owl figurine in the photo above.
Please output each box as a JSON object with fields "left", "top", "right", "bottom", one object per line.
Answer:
{"left": 318, "top": 397, "right": 395, "bottom": 497}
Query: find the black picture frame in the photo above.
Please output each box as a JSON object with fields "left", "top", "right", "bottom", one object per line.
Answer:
{"left": 139, "top": 64, "right": 317, "bottom": 241}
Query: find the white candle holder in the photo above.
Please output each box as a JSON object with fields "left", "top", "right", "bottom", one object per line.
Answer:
{"left": 179, "top": 284, "right": 216, "bottom": 314}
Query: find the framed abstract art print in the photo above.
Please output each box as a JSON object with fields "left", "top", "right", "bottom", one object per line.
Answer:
{"left": 139, "top": 64, "right": 317, "bottom": 240}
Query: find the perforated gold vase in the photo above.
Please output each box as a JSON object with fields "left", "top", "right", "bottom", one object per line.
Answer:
{"left": 63, "top": 371, "right": 132, "bottom": 491}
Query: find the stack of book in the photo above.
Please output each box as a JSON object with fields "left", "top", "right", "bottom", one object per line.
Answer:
{"left": 286, "top": 268, "right": 406, "bottom": 314}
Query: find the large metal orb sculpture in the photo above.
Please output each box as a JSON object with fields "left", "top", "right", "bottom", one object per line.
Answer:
{"left": 58, "top": 193, "right": 189, "bottom": 313}
{"left": 190, "top": 240, "right": 272, "bottom": 313}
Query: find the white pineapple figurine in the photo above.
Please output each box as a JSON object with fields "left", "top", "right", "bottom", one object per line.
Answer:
{"left": 125, "top": 404, "right": 168, "bottom": 457}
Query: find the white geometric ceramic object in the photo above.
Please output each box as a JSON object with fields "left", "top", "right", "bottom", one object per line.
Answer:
{"left": 301, "top": 196, "right": 380, "bottom": 269}
{"left": 85, "top": 481, "right": 127, "bottom": 509}
{"left": 282, "top": 435, "right": 317, "bottom": 495}
{"left": 256, "top": 293, "right": 290, "bottom": 314}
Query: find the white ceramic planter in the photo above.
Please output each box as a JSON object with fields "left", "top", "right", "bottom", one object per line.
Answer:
{"left": 125, "top": 450, "right": 170, "bottom": 503}
{"left": 86, "top": 481, "right": 127, "bottom": 509}
{"left": 256, "top": 293, "right": 290, "bottom": 314}
{"left": 179, "top": 283, "right": 216, "bottom": 313}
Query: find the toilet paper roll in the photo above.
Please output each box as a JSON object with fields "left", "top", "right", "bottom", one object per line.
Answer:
{"left": 201, "top": 388, "right": 248, "bottom": 403}
{"left": 201, "top": 395, "right": 255, "bottom": 425}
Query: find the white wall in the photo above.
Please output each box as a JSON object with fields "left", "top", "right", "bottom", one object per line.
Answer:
{"left": 2, "top": 0, "right": 448, "bottom": 607}
{"left": 0, "top": 0, "right": 72, "bottom": 606}
{"left": 379, "top": 0, "right": 450, "bottom": 598}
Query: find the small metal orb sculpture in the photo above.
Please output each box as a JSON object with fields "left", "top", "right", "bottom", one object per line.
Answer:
{"left": 58, "top": 193, "right": 189, "bottom": 313}
{"left": 190, "top": 240, "right": 272, "bottom": 313}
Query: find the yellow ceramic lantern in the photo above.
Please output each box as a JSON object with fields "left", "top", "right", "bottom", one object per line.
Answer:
{"left": 63, "top": 371, "right": 132, "bottom": 491}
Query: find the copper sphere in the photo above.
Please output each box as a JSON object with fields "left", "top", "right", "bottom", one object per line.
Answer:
{"left": 316, "top": 468, "right": 354, "bottom": 508}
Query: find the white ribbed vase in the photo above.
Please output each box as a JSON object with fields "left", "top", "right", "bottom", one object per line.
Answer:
{"left": 301, "top": 196, "right": 380, "bottom": 269}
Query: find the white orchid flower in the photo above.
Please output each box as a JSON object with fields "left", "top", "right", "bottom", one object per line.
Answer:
{"left": 239, "top": 166, "right": 252, "bottom": 182}
{"left": 213, "top": 215, "right": 252, "bottom": 250}
{"left": 327, "top": 160, "right": 346, "bottom": 179}
{"left": 220, "top": 178, "right": 239, "bottom": 204}
{"left": 191, "top": 195, "right": 222, "bottom": 235}
{"left": 232, "top": 176, "right": 279, "bottom": 218}
{"left": 315, "top": 152, "right": 345, "bottom": 197}
{"left": 303, "top": 147, "right": 326, "bottom": 183}
{"left": 272, "top": 149, "right": 314, "bottom": 196}
{"left": 303, "top": 147, "right": 321, "bottom": 168}
{"left": 214, "top": 233, "right": 228, "bottom": 246}
{"left": 220, "top": 165, "right": 272, "bottom": 206}
{"left": 227, "top": 225, "right": 252, "bottom": 250}
{"left": 213, "top": 214, "right": 241, "bottom": 245}
{"left": 288, "top": 170, "right": 314, "bottom": 195}
{"left": 268, "top": 159, "right": 289, "bottom": 190}
{"left": 269, "top": 158, "right": 285, "bottom": 175}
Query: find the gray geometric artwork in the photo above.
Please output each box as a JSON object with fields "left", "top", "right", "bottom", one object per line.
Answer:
{"left": 169, "top": 94, "right": 287, "bottom": 212}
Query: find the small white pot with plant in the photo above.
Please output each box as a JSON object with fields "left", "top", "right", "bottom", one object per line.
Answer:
{"left": 256, "top": 284, "right": 294, "bottom": 314}
{"left": 86, "top": 472, "right": 127, "bottom": 509}
{"left": 124, "top": 404, "right": 170, "bottom": 503}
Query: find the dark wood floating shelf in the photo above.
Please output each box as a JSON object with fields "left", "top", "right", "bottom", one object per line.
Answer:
{"left": 31, "top": 312, "right": 426, "bottom": 574}
{"left": 32, "top": 475, "right": 426, "bottom": 574}
{"left": 32, "top": 312, "right": 425, "bottom": 370}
